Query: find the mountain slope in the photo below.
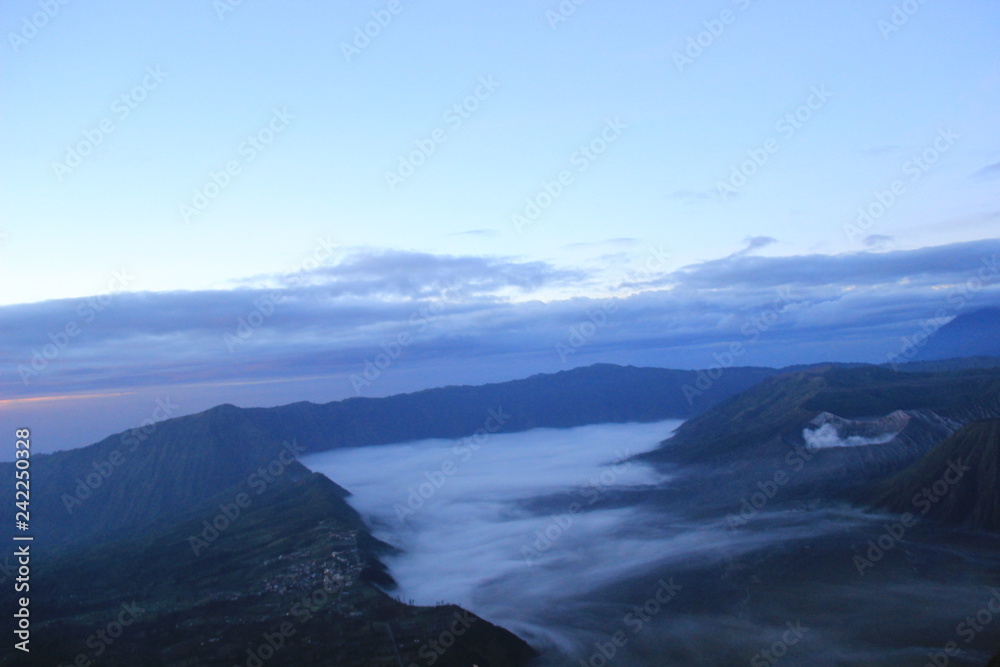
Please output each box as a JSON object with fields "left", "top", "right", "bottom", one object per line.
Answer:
{"left": 5, "top": 473, "right": 535, "bottom": 666}
{"left": 239, "top": 362, "right": 780, "bottom": 453}
{"left": 1, "top": 404, "right": 315, "bottom": 547}
{"left": 872, "top": 419, "right": 1000, "bottom": 530}
{"left": 912, "top": 308, "right": 1000, "bottom": 361}
{"left": 11, "top": 361, "right": 1000, "bottom": 551}
{"left": 643, "top": 365, "right": 1000, "bottom": 467}
{"left": 890, "top": 355, "right": 1000, "bottom": 373}
{"left": 1, "top": 363, "right": 780, "bottom": 550}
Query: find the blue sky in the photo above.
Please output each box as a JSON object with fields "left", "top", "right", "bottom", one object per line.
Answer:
{"left": 1, "top": 0, "right": 999, "bottom": 452}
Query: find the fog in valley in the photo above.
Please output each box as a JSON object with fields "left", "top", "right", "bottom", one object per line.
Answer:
{"left": 306, "top": 421, "right": 1000, "bottom": 666}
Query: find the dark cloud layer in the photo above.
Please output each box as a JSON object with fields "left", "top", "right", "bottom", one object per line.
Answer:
{"left": 665, "top": 238, "right": 1000, "bottom": 291}
{"left": 2, "top": 240, "right": 999, "bottom": 411}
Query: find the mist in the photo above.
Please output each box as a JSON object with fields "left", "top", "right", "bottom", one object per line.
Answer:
{"left": 304, "top": 421, "right": 1000, "bottom": 665}
{"left": 304, "top": 422, "right": 677, "bottom": 650}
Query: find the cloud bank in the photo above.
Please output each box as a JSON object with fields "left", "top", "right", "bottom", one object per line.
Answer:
{"left": 2, "top": 239, "right": 998, "bottom": 453}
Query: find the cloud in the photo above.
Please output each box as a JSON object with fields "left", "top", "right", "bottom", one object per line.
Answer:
{"left": 731, "top": 236, "right": 777, "bottom": 258}
{"left": 450, "top": 229, "right": 500, "bottom": 237}
{"left": 973, "top": 161, "right": 1000, "bottom": 179}
{"left": 561, "top": 238, "right": 639, "bottom": 250}
{"left": 862, "top": 234, "right": 895, "bottom": 250}
{"left": 269, "top": 248, "right": 586, "bottom": 299}
{"left": 665, "top": 238, "right": 1000, "bottom": 291}
{"left": 861, "top": 145, "right": 900, "bottom": 157}
{"left": 668, "top": 188, "right": 721, "bottom": 203}
{"left": 3, "top": 240, "right": 999, "bottom": 410}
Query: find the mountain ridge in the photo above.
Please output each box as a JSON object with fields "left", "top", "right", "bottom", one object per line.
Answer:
{"left": 1, "top": 362, "right": 783, "bottom": 549}
{"left": 643, "top": 364, "right": 1000, "bottom": 468}
{"left": 911, "top": 308, "right": 1000, "bottom": 361}
{"left": 12, "top": 472, "right": 536, "bottom": 666}
{"left": 872, "top": 418, "right": 1000, "bottom": 530}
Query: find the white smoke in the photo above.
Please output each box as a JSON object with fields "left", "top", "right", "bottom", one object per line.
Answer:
{"left": 802, "top": 423, "right": 899, "bottom": 450}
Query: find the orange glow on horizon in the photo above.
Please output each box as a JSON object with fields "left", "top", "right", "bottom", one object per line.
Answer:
{"left": 0, "top": 391, "right": 134, "bottom": 408}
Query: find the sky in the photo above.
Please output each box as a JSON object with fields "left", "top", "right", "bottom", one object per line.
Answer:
{"left": 1, "top": 0, "right": 999, "bottom": 453}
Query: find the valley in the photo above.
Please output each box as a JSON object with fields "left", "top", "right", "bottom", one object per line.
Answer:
{"left": 4, "top": 358, "right": 1000, "bottom": 665}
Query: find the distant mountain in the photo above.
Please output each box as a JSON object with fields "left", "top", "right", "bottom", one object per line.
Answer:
{"left": 11, "top": 360, "right": 1000, "bottom": 551}
{"left": 872, "top": 419, "right": 1000, "bottom": 530}
{"left": 239, "top": 362, "right": 781, "bottom": 454}
{"left": 912, "top": 308, "right": 1000, "bottom": 361}
{"left": 10, "top": 358, "right": 1000, "bottom": 664}
{"left": 642, "top": 365, "right": 1000, "bottom": 471}
{"left": 0, "top": 361, "right": 785, "bottom": 664}
{"left": 0, "top": 363, "right": 780, "bottom": 549}
{"left": 889, "top": 355, "right": 1000, "bottom": 373}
